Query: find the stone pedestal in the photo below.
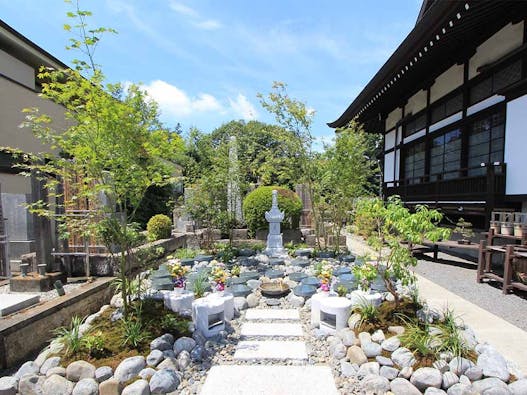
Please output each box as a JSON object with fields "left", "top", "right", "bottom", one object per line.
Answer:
{"left": 319, "top": 297, "right": 352, "bottom": 334}
{"left": 310, "top": 292, "right": 333, "bottom": 326}
{"left": 9, "top": 272, "right": 67, "bottom": 292}
{"left": 192, "top": 297, "right": 226, "bottom": 338}
{"left": 164, "top": 290, "right": 194, "bottom": 314}
{"left": 349, "top": 290, "right": 383, "bottom": 307}
{"left": 208, "top": 292, "right": 234, "bottom": 320}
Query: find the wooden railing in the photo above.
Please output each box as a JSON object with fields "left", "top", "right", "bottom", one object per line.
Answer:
{"left": 384, "top": 163, "right": 506, "bottom": 203}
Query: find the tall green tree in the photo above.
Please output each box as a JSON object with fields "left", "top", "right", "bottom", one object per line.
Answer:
{"left": 319, "top": 121, "right": 379, "bottom": 251}
{"left": 13, "top": 1, "right": 184, "bottom": 317}
{"left": 184, "top": 120, "right": 303, "bottom": 188}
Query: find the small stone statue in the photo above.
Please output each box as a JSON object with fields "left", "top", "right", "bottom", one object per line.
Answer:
{"left": 264, "top": 190, "right": 286, "bottom": 257}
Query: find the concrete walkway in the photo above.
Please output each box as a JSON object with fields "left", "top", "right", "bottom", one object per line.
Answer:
{"left": 416, "top": 274, "right": 527, "bottom": 374}
{"left": 201, "top": 308, "right": 339, "bottom": 395}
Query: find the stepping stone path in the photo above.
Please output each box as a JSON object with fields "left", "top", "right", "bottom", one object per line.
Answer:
{"left": 201, "top": 308, "right": 339, "bottom": 395}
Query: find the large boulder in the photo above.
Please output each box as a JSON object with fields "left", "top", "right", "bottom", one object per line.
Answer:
{"left": 18, "top": 374, "right": 45, "bottom": 395}
{"left": 390, "top": 378, "right": 421, "bottom": 395}
{"left": 72, "top": 378, "right": 99, "bottom": 395}
{"left": 98, "top": 378, "right": 121, "bottom": 395}
{"left": 392, "top": 347, "right": 416, "bottom": 368}
{"left": 146, "top": 350, "right": 164, "bottom": 367}
{"left": 357, "top": 362, "right": 380, "bottom": 379}
{"left": 361, "top": 374, "right": 390, "bottom": 394}
{"left": 114, "top": 356, "right": 146, "bottom": 383}
{"left": 381, "top": 336, "right": 400, "bottom": 352}
{"left": 15, "top": 361, "right": 39, "bottom": 378}
{"left": 362, "top": 342, "right": 382, "bottom": 358}
{"left": 410, "top": 367, "right": 442, "bottom": 391}
{"left": 471, "top": 377, "right": 508, "bottom": 393}
{"left": 94, "top": 366, "right": 113, "bottom": 383}
{"left": 122, "top": 379, "right": 151, "bottom": 395}
{"left": 347, "top": 345, "right": 367, "bottom": 365}
{"left": 448, "top": 357, "right": 474, "bottom": 376}
{"left": 66, "top": 361, "right": 96, "bottom": 382}
{"left": 149, "top": 369, "right": 180, "bottom": 394}
{"left": 173, "top": 337, "right": 196, "bottom": 356}
{"left": 42, "top": 374, "right": 75, "bottom": 395}
{"left": 40, "top": 357, "right": 62, "bottom": 375}
{"left": 0, "top": 376, "right": 17, "bottom": 395}
{"left": 509, "top": 379, "right": 527, "bottom": 395}
{"left": 477, "top": 349, "right": 510, "bottom": 382}
{"left": 177, "top": 350, "right": 191, "bottom": 371}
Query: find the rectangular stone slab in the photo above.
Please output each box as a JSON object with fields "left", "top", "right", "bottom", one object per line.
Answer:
{"left": 0, "top": 294, "right": 40, "bottom": 317}
{"left": 245, "top": 308, "right": 300, "bottom": 320}
{"left": 234, "top": 340, "right": 307, "bottom": 360}
{"left": 240, "top": 322, "right": 303, "bottom": 337}
{"left": 201, "top": 365, "right": 339, "bottom": 395}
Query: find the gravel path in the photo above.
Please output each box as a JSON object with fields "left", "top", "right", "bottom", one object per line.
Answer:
{"left": 413, "top": 251, "right": 527, "bottom": 331}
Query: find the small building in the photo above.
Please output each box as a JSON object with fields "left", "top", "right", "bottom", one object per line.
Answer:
{"left": 0, "top": 20, "right": 69, "bottom": 275}
{"left": 329, "top": 1, "right": 527, "bottom": 228}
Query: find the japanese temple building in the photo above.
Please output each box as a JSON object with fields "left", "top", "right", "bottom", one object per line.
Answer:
{"left": 329, "top": 1, "right": 527, "bottom": 228}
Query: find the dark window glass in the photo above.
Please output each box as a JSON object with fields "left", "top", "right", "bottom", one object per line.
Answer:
{"left": 404, "top": 113, "right": 426, "bottom": 137}
{"left": 468, "top": 111, "right": 505, "bottom": 176}
{"left": 404, "top": 142, "right": 425, "bottom": 184}
{"left": 431, "top": 93, "right": 463, "bottom": 124}
{"left": 470, "top": 60, "right": 522, "bottom": 105}
{"left": 430, "top": 129, "right": 462, "bottom": 181}
{"left": 494, "top": 61, "right": 522, "bottom": 91}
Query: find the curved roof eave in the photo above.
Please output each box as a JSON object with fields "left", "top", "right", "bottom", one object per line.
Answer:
{"left": 327, "top": 1, "right": 457, "bottom": 129}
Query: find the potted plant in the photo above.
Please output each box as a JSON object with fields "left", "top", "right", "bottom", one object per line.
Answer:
{"left": 169, "top": 259, "right": 190, "bottom": 294}
{"left": 454, "top": 218, "right": 474, "bottom": 244}
{"left": 209, "top": 260, "right": 228, "bottom": 294}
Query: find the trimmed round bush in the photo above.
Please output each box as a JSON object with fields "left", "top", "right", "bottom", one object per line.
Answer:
{"left": 243, "top": 186, "right": 302, "bottom": 234}
{"left": 146, "top": 214, "right": 172, "bottom": 241}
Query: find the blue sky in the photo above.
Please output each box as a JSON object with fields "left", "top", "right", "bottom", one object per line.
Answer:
{"left": 1, "top": 0, "right": 419, "bottom": 148}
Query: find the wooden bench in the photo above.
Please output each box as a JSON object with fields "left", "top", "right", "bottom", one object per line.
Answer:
{"left": 503, "top": 246, "right": 527, "bottom": 294}
{"left": 415, "top": 240, "right": 480, "bottom": 260}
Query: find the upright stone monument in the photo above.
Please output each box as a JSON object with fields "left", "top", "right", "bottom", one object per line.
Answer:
{"left": 264, "top": 190, "right": 285, "bottom": 257}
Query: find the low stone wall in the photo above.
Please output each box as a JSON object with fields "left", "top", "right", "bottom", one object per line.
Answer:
{"left": 0, "top": 277, "right": 114, "bottom": 369}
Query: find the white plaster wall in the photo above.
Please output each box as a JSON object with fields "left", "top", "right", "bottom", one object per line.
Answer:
{"left": 469, "top": 22, "right": 524, "bottom": 80}
{"left": 386, "top": 108, "right": 402, "bottom": 131}
{"left": 394, "top": 149, "right": 400, "bottom": 182}
{"left": 0, "top": 49, "right": 34, "bottom": 90}
{"left": 385, "top": 130, "right": 396, "bottom": 151}
{"left": 0, "top": 77, "right": 68, "bottom": 154}
{"left": 404, "top": 89, "right": 427, "bottom": 116}
{"left": 384, "top": 151, "right": 395, "bottom": 183}
{"left": 430, "top": 64, "right": 464, "bottom": 104}
{"left": 505, "top": 94, "right": 527, "bottom": 195}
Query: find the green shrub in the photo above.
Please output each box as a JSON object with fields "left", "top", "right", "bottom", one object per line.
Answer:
{"left": 243, "top": 186, "right": 302, "bottom": 235}
{"left": 146, "top": 214, "right": 172, "bottom": 241}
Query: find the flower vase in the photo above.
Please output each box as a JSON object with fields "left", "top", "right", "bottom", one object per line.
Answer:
{"left": 174, "top": 287, "right": 184, "bottom": 296}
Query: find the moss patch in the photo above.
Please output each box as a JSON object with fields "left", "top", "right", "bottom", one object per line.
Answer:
{"left": 58, "top": 299, "right": 191, "bottom": 369}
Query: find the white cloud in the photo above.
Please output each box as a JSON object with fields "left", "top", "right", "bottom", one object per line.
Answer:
{"left": 169, "top": 1, "right": 222, "bottom": 30}
{"left": 139, "top": 80, "right": 222, "bottom": 118}
{"left": 194, "top": 19, "right": 222, "bottom": 30}
{"left": 169, "top": 2, "right": 198, "bottom": 17}
{"left": 228, "top": 94, "right": 259, "bottom": 120}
